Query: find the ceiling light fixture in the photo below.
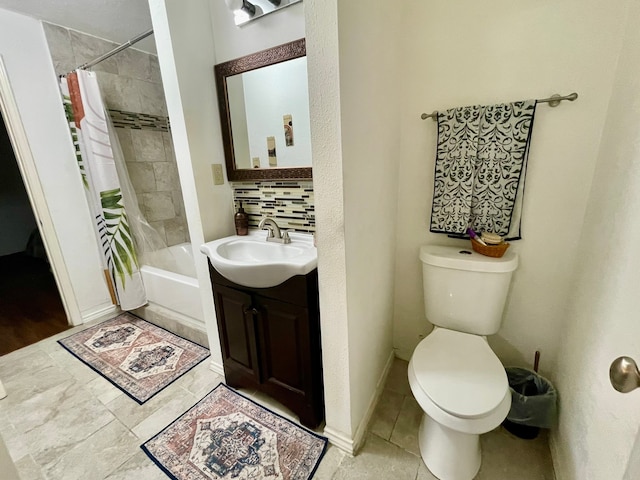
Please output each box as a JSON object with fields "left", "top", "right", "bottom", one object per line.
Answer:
{"left": 225, "top": 0, "right": 257, "bottom": 17}
{"left": 225, "top": 0, "right": 303, "bottom": 27}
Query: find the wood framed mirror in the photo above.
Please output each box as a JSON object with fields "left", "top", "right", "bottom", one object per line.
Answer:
{"left": 214, "top": 38, "right": 312, "bottom": 181}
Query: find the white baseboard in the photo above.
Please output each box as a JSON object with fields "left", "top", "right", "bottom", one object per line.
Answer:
{"left": 324, "top": 426, "right": 357, "bottom": 456}
{"left": 324, "top": 350, "right": 396, "bottom": 456}
{"left": 81, "top": 304, "right": 118, "bottom": 324}
{"left": 209, "top": 359, "right": 225, "bottom": 376}
{"left": 351, "top": 350, "right": 396, "bottom": 453}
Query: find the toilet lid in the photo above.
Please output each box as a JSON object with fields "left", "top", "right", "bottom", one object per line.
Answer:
{"left": 411, "top": 329, "right": 508, "bottom": 419}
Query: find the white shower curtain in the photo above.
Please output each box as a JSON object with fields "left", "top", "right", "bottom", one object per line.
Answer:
{"left": 60, "top": 70, "right": 146, "bottom": 310}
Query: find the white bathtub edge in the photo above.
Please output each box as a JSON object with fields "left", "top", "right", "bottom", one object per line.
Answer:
{"left": 139, "top": 265, "right": 204, "bottom": 323}
{"left": 133, "top": 303, "right": 209, "bottom": 348}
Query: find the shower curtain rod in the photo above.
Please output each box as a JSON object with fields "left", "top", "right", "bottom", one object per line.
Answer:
{"left": 420, "top": 92, "right": 579, "bottom": 120}
{"left": 65, "top": 28, "right": 154, "bottom": 75}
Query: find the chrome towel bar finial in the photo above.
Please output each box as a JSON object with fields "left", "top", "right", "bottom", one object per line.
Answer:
{"left": 420, "top": 92, "right": 579, "bottom": 121}
{"left": 538, "top": 92, "right": 579, "bottom": 107}
{"left": 421, "top": 111, "right": 438, "bottom": 120}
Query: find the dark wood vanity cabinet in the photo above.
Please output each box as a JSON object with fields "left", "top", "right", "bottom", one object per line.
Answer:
{"left": 208, "top": 265, "right": 324, "bottom": 429}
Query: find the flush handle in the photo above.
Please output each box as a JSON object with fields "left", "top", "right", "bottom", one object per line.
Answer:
{"left": 610, "top": 356, "right": 640, "bottom": 393}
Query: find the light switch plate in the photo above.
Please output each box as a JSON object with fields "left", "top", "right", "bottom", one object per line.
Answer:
{"left": 212, "top": 164, "right": 224, "bottom": 185}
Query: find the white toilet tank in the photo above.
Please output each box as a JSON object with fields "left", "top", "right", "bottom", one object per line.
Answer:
{"left": 420, "top": 245, "right": 518, "bottom": 335}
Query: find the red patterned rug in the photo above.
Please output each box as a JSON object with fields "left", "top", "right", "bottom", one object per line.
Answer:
{"left": 58, "top": 313, "right": 210, "bottom": 403}
{"left": 142, "top": 383, "right": 327, "bottom": 480}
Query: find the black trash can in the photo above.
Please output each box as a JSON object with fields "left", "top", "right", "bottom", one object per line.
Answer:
{"left": 503, "top": 367, "right": 557, "bottom": 439}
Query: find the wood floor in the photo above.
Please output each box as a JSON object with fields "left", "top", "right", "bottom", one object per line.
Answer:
{"left": 0, "top": 252, "right": 70, "bottom": 355}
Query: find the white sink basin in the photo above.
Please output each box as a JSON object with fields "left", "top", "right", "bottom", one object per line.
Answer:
{"left": 200, "top": 230, "right": 317, "bottom": 288}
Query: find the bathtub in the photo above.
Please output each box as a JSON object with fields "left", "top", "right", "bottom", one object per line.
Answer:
{"left": 138, "top": 243, "right": 204, "bottom": 322}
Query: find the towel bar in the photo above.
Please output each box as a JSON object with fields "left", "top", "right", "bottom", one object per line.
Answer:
{"left": 420, "top": 92, "right": 579, "bottom": 120}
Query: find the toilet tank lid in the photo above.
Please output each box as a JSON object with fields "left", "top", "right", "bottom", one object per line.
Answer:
{"left": 420, "top": 245, "right": 518, "bottom": 273}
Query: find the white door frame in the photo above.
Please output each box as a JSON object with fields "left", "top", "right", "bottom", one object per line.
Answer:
{"left": 0, "top": 55, "right": 81, "bottom": 326}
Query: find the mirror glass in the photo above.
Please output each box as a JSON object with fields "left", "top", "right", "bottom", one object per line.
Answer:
{"left": 227, "top": 57, "right": 311, "bottom": 170}
{"left": 215, "top": 38, "right": 312, "bottom": 181}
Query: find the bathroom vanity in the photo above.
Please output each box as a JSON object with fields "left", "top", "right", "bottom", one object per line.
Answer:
{"left": 208, "top": 264, "right": 324, "bottom": 428}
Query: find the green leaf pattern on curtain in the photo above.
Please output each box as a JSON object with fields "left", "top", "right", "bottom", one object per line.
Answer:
{"left": 61, "top": 93, "right": 88, "bottom": 189}
{"left": 99, "top": 188, "right": 139, "bottom": 288}
{"left": 59, "top": 71, "right": 147, "bottom": 310}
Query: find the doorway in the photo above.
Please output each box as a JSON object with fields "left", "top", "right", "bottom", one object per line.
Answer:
{"left": 0, "top": 112, "right": 70, "bottom": 355}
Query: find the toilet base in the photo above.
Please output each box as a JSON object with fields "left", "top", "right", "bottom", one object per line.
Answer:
{"left": 418, "top": 413, "right": 481, "bottom": 480}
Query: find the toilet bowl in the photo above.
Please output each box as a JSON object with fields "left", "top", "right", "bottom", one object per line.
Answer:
{"left": 409, "top": 328, "right": 510, "bottom": 480}
{"left": 410, "top": 245, "right": 518, "bottom": 480}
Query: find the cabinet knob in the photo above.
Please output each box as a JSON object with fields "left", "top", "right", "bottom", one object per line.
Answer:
{"left": 244, "top": 307, "right": 259, "bottom": 316}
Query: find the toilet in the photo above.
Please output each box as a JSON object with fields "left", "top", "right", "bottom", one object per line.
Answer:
{"left": 408, "top": 245, "right": 518, "bottom": 480}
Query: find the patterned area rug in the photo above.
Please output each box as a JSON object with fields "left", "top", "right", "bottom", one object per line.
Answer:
{"left": 142, "top": 383, "right": 328, "bottom": 480}
{"left": 58, "top": 313, "right": 210, "bottom": 403}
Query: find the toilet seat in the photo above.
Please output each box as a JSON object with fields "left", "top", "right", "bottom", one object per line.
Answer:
{"left": 411, "top": 328, "right": 508, "bottom": 419}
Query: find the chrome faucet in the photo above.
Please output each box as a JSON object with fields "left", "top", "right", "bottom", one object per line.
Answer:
{"left": 258, "top": 217, "right": 291, "bottom": 244}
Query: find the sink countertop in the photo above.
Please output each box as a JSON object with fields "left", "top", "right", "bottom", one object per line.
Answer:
{"left": 200, "top": 230, "right": 317, "bottom": 288}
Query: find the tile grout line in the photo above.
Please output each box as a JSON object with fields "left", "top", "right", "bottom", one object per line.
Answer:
{"left": 388, "top": 391, "right": 408, "bottom": 443}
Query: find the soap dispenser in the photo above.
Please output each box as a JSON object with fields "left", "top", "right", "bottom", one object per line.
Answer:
{"left": 234, "top": 201, "right": 249, "bottom": 236}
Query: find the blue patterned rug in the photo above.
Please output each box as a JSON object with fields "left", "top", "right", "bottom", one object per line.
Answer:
{"left": 142, "top": 383, "right": 328, "bottom": 479}
{"left": 58, "top": 313, "right": 210, "bottom": 403}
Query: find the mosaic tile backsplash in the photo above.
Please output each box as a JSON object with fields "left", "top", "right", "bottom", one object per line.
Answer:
{"left": 232, "top": 181, "right": 315, "bottom": 233}
{"left": 109, "top": 109, "right": 169, "bottom": 132}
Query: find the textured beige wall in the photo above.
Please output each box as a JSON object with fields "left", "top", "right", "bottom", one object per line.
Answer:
{"left": 337, "top": 0, "right": 403, "bottom": 436}
{"left": 552, "top": 1, "right": 640, "bottom": 477}
{"left": 391, "top": 0, "right": 630, "bottom": 380}
{"left": 0, "top": 8, "right": 112, "bottom": 321}
{"left": 305, "top": 0, "right": 353, "bottom": 445}
{"left": 306, "top": 0, "right": 403, "bottom": 449}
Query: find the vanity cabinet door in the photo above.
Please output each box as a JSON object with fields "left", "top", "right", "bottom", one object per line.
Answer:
{"left": 209, "top": 265, "right": 324, "bottom": 428}
{"left": 255, "top": 295, "right": 323, "bottom": 428}
{"left": 213, "top": 284, "right": 261, "bottom": 386}
{"left": 255, "top": 295, "right": 309, "bottom": 393}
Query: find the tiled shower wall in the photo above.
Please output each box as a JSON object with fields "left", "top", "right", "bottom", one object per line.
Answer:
{"left": 43, "top": 23, "right": 189, "bottom": 247}
{"left": 232, "top": 181, "right": 315, "bottom": 233}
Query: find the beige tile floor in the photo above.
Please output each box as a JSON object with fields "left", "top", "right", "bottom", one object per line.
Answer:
{"left": 0, "top": 321, "right": 555, "bottom": 479}
{"left": 346, "top": 360, "right": 555, "bottom": 480}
